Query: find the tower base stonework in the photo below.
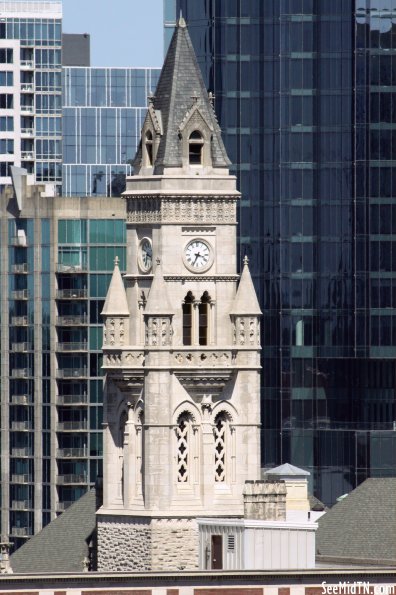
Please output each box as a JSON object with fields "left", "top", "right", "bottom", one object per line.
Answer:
{"left": 97, "top": 516, "right": 151, "bottom": 571}
{"left": 97, "top": 516, "right": 199, "bottom": 571}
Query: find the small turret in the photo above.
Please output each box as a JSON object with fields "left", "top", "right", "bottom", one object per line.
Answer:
{"left": 230, "top": 256, "right": 262, "bottom": 347}
{"left": 102, "top": 257, "right": 130, "bottom": 348}
{"left": 144, "top": 258, "right": 174, "bottom": 346}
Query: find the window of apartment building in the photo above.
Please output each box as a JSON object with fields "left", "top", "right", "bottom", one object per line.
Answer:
{"left": 0, "top": 71, "right": 13, "bottom": 86}
{"left": 0, "top": 93, "right": 13, "bottom": 108}
{"left": 0, "top": 162, "right": 13, "bottom": 176}
{"left": 0, "top": 115, "right": 13, "bottom": 131}
{"left": 0, "top": 48, "right": 13, "bottom": 63}
{"left": 0, "top": 138, "right": 14, "bottom": 154}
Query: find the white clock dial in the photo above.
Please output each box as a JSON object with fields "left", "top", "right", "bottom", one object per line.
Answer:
{"left": 184, "top": 239, "right": 212, "bottom": 272}
{"left": 139, "top": 238, "right": 152, "bottom": 272}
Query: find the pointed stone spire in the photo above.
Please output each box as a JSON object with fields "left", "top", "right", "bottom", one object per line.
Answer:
{"left": 134, "top": 18, "right": 230, "bottom": 173}
{"left": 230, "top": 256, "right": 262, "bottom": 316}
{"left": 144, "top": 258, "right": 174, "bottom": 316}
{"left": 101, "top": 256, "right": 129, "bottom": 316}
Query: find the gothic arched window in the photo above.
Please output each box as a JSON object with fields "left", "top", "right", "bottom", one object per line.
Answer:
{"left": 214, "top": 412, "right": 229, "bottom": 483}
{"left": 145, "top": 130, "right": 153, "bottom": 165}
{"left": 199, "top": 291, "right": 210, "bottom": 346}
{"left": 189, "top": 130, "right": 203, "bottom": 164}
{"left": 176, "top": 412, "right": 193, "bottom": 482}
{"left": 182, "top": 291, "right": 194, "bottom": 345}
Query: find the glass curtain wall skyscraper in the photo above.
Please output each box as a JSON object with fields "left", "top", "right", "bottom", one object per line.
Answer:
{"left": 62, "top": 67, "right": 160, "bottom": 197}
{"left": 0, "top": 1, "right": 62, "bottom": 192}
{"left": 172, "top": 0, "right": 396, "bottom": 504}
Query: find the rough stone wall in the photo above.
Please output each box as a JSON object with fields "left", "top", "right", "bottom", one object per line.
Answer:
{"left": 151, "top": 518, "right": 199, "bottom": 570}
{"left": 243, "top": 480, "right": 287, "bottom": 521}
{"left": 97, "top": 516, "right": 151, "bottom": 571}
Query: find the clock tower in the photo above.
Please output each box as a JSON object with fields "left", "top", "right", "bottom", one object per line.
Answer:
{"left": 97, "top": 17, "right": 262, "bottom": 571}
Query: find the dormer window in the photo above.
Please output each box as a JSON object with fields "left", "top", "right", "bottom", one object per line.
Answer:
{"left": 189, "top": 130, "right": 203, "bottom": 165}
{"left": 145, "top": 130, "right": 153, "bottom": 165}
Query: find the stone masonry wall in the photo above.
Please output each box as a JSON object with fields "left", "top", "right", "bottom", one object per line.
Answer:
{"left": 97, "top": 516, "right": 151, "bottom": 571}
{"left": 151, "top": 518, "right": 199, "bottom": 570}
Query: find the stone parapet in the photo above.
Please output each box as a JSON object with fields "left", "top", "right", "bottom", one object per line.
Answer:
{"left": 243, "top": 480, "right": 287, "bottom": 521}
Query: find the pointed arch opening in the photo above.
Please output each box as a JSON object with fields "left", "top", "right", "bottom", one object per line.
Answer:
{"left": 145, "top": 130, "right": 153, "bottom": 165}
{"left": 189, "top": 130, "right": 204, "bottom": 165}
{"left": 199, "top": 291, "right": 211, "bottom": 346}
{"left": 182, "top": 291, "right": 195, "bottom": 345}
{"left": 214, "top": 411, "right": 231, "bottom": 483}
{"left": 176, "top": 411, "right": 194, "bottom": 483}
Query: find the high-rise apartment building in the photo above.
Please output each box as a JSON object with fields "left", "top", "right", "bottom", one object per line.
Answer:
{"left": 62, "top": 66, "right": 160, "bottom": 197}
{"left": 170, "top": 0, "right": 396, "bottom": 504}
{"left": 0, "top": 173, "right": 126, "bottom": 549}
{"left": 0, "top": 0, "right": 62, "bottom": 193}
{"left": 0, "top": 0, "right": 161, "bottom": 550}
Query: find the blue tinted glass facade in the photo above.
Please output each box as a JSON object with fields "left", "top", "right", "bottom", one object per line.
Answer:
{"left": 62, "top": 67, "right": 161, "bottom": 196}
{"left": 176, "top": 0, "right": 396, "bottom": 505}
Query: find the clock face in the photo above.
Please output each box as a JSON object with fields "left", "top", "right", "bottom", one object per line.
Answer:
{"left": 184, "top": 239, "right": 212, "bottom": 272}
{"left": 139, "top": 238, "right": 152, "bottom": 272}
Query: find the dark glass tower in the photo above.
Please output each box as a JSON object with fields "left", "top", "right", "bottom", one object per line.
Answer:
{"left": 173, "top": 0, "right": 396, "bottom": 504}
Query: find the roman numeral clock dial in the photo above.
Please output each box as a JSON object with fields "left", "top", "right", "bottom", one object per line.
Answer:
{"left": 138, "top": 237, "right": 153, "bottom": 273}
{"left": 183, "top": 239, "right": 213, "bottom": 273}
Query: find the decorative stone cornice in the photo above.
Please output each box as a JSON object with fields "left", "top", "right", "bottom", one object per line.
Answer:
{"left": 124, "top": 275, "right": 240, "bottom": 283}
{"left": 126, "top": 196, "right": 237, "bottom": 224}
{"left": 175, "top": 370, "right": 234, "bottom": 400}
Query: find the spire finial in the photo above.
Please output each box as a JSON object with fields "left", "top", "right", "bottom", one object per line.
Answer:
{"left": 178, "top": 10, "right": 186, "bottom": 28}
{"left": 243, "top": 255, "right": 249, "bottom": 267}
{"left": 114, "top": 256, "right": 119, "bottom": 267}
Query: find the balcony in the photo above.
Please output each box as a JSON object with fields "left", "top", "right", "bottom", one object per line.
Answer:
{"left": 11, "top": 263, "right": 28, "bottom": 274}
{"left": 11, "top": 500, "right": 32, "bottom": 510}
{"left": 56, "top": 315, "right": 88, "bottom": 326}
{"left": 20, "top": 60, "right": 34, "bottom": 68}
{"left": 11, "top": 474, "right": 32, "bottom": 484}
{"left": 11, "top": 289, "right": 29, "bottom": 300}
{"left": 56, "top": 263, "right": 88, "bottom": 274}
{"left": 56, "top": 368, "right": 87, "bottom": 379}
{"left": 56, "top": 288, "right": 87, "bottom": 299}
{"left": 21, "top": 127, "right": 34, "bottom": 137}
{"left": 56, "top": 342, "right": 88, "bottom": 352}
{"left": 57, "top": 394, "right": 88, "bottom": 406}
{"left": 11, "top": 394, "right": 32, "bottom": 405}
{"left": 20, "top": 105, "right": 34, "bottom": 114}
{"left": 56, "top": 421, "right": 87, "bottom": 431}
{"left": 11, "top": 369, "right": 32, "bottom": 379}
{"left": 20, "top": 83, "right": 34, "bottom": 92}
{"left": 10, "top": 527, "right": 32, "bottom": 537}
{"left": 21, "top": 150, "right": 34, "bottom": 160}
{"left": 56, "top": 501, "right": 73, "bottom": 512}
{"left": 56, "top": 474, "right": 87, "bottom": 485}
{"left": 10, "top": 235, "right": 27, "bottom": 247}
{"left": 56, "top": 448, "right": 87, "bottom": 458}
{"left": 11, "top": 342, "right": 31, "bottom": 353}
{"left": 11, "top": 421, "right": 33, "bottom": 431}
{"left": 11, "top": 447, "right": 32, "bottom": 457}
{"left": 11, "top": 316, "right": 29, "bottom": 326}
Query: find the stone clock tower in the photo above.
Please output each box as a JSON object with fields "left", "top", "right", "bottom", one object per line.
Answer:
{"left": 97, "top": 18, "right": 262, "bottom": 571}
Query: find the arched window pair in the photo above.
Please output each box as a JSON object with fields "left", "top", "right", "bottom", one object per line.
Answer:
{"left": 145, "top": 129, "right": 204, "bottom": 166}
{"left": 176, "top": 411, "right": 231, "bottom": 484}
{"left": 182, "top": 291, "right": 211, "bottom": 346}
